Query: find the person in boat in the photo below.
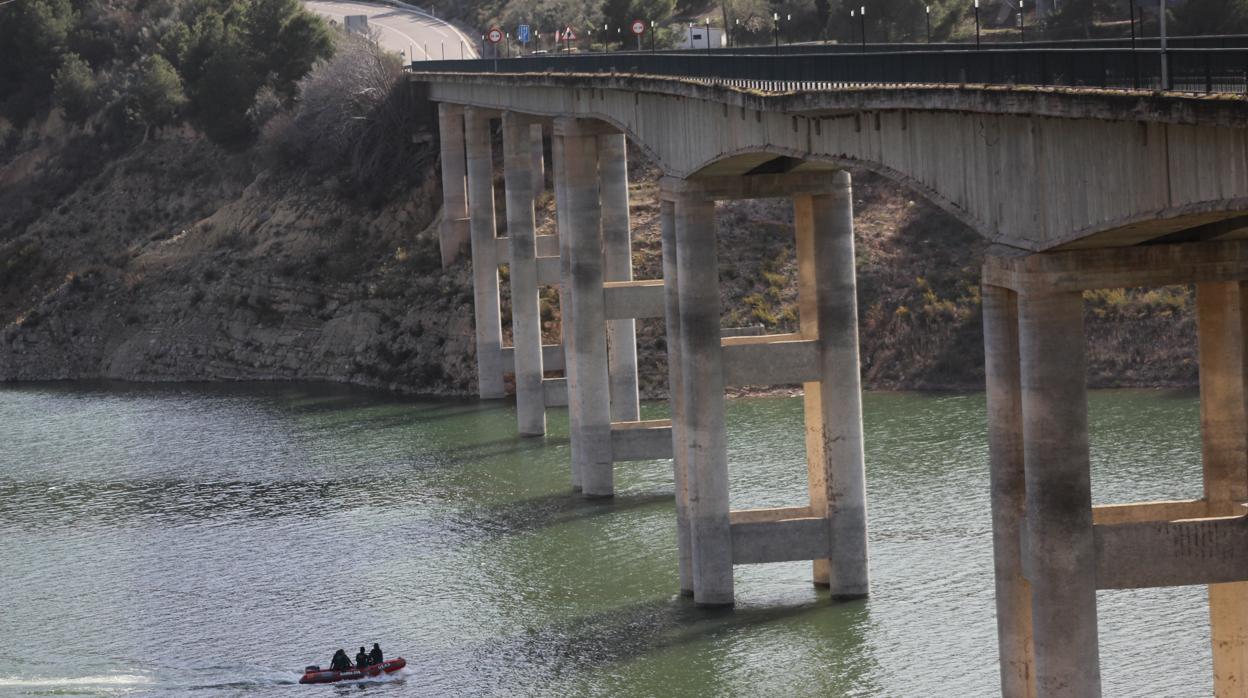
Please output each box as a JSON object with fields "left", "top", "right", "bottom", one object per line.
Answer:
{"left": 368, "top": 643, "right": 383, "bottom": 665}
{"left": 355, "top": 646, "right": 370, "bottom": 668}
{"left": 329, "top": 649, "right": 352, "bottom": 671}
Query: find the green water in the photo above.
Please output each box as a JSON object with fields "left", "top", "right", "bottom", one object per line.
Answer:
{"left": 0, "top": 383, "right": 1210, "bottom": 696}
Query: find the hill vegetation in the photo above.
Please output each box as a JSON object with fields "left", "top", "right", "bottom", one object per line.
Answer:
{"left": 0, "top": 0, "right": 332, "bottom": 143}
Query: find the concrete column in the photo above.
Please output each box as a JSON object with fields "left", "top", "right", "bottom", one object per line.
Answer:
{"left": 983, "top": 283, "right": 1036, "bottom": 698}
{"left": 1019, "top": 289, "right": 1100, "bottom": 697}
{"left": 559, "top": 120, "right": 613, "bottom": 497}
{"left": 503, "top": 112, "right": 545, "bottom": 436}
{"left": 599, "top": 132, "right": 641, "bottom": 423}
{"left": 1196, "top": 281, "right": 1248, "bottom": 698}
{"left": 530, "top": 122, "right": 545, "bottom": 201}
{"left": 675, "top": 192, "right": 733, "bottom": 607}
{"left": 436, "top": 103, "right": 470, "bottom": 268}
{"left": 660, "top": 196, "right": 693, "bottom": 595}
{"left": 464, "top": 108, "right": 505, "bottom": 400}
{"left": 798, "top": 175, "right": 870, "bottom": 600}
{"left": 553, "top": 133, "right": 580, "bottom": 489}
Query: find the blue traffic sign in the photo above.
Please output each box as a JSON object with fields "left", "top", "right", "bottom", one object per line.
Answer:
{"left": 517, "top": 24, "right": 531, "bottom": 43}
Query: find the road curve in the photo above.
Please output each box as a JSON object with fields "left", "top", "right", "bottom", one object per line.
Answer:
{"left": 305, "top": 0, "right": 478, "bottom": 61}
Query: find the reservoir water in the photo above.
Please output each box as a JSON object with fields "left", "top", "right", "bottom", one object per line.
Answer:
{"left": 0, "top": 383, "right": 1211, "bottom": 696}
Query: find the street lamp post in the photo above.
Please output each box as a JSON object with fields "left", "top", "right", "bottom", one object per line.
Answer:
{"left": 974, "top": 0, "right": 981, "bottom": 49}
{"left": 1129, "top": 0, "right": 1137, "bottom": 48}
{"left": 705, "top": 18, "right": 712, "bottom": 54}
{"left": 1019, "top": 0, "right": 1025, "bottom": 41}
{"left": 1160, "top": 0, "right": 1169, "bottom": 88}
{"left": 860, "top": 5, "right": 866, "bottom": 50}
{"left": 773, "top": 12, "right": 780, "bottom": 53}
{"left": 603, "top": 23, "right": 609, "bottom": 52}
{"left": 926, "top": 5, "right": 931, "bottom": 42}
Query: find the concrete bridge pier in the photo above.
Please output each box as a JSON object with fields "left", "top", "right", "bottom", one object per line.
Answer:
{"left": 464, "top": 107, "right": 505, "bottom": 399}
{"left": 599, "top": 132, "right": 641, "bottom": 423}
{"left": 984, "top": 240, "right": 1248, "bottom": 698}
{"left": 552, "top": 117, "right": 672, "bottom": 497}
{"left": 660, "top": 197, "right": 693, "bottom": 595}
{"left": 502, "top": 111, "right": 545, "bottom": 436}
{"left": 530, "top": 123, "right": 545, "bottom": 202}
{"left": 436, "top": 104, "right": 470, "bottom": 267}
{"left": 1195, "top": 280, "right": 1248, "bottom": 698}
{"left": 556, "top": 117, "right": 614, "bottom": 496}
{"left": 661, "top": 171, "right": 870, "bottom": 607}
{"left": 451, "top": 105, "right": 567, "bottom": 419}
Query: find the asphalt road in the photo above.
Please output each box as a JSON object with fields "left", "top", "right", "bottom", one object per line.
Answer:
{"left": 305, "top": 0, "right": 478, "bottom": 60}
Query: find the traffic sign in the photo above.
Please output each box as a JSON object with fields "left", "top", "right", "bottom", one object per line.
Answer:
{"left": 517, "top": 24, "right": 531, "bottom": 43}
{"left": 562, "top": 26, "right": 577, "bottom": 40}
{"left": 487, "top": 27, "right": 503, "bottom": 44}
{"left": 630, "top": 19, "right": 646, "bottom": 35}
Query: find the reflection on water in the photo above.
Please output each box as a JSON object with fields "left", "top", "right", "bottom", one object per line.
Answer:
{"left": 0, "top": 382, "right": 1211, "bottom": 696}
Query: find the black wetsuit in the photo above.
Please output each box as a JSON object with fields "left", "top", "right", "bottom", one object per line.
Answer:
{"left": 355, "top": 650, "right": 369, "bottom": 668}
{"left": 369, "top": 646, "right": 383, "bottom": 665}
{"left": 330, "top": 652, "right": 351, "bottom": 671}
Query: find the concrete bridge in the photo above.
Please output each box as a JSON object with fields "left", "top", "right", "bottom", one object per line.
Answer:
{"left": 413, "top": 55, "right": 1248, "bottom": 697}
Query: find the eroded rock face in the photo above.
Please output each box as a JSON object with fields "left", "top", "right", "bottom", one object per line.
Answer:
{"left": 0, "top": 129, "right": 479, "bottom": 396}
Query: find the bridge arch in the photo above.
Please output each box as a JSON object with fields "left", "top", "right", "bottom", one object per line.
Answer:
{"left": 423, "top": 74, "right": 1248, "bottom": 251}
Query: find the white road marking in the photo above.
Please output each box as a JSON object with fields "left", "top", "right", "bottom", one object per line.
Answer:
{"left": 304, "top": 1, "right": 478, "bottom": 59}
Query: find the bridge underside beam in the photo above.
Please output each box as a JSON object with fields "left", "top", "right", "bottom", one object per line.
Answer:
{"left": 721, "top": 334, "right": 820, "bottom": 387}
{"left": 604, "top": 280, "right": 665, "bottom": 320}
{"left": 495, "top": 234, "right": 560, "bottom": 264}
{"left": 984, "top": 238, "right": 1248, "bottom": 293}
{"left": 500, "top": 344, "right": 565, "bottom": 373}
{"left": 611, "top": 420, "right": 674, "bottom": 461}
{"left": 1091, "top": 509, "right": 1248, "bottom": 589}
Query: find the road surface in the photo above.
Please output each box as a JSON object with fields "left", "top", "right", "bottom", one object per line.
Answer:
{"left": 305, "top": 0, "right": 478, "bottom": 61}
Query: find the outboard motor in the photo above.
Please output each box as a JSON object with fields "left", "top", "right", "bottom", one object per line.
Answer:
{"left": 304, "top": 665, "right": 320, "bottom": 672}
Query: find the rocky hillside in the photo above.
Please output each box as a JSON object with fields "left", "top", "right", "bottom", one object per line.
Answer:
{"left": 0, "top": 115, "right": 478, "bottom": 394}
{"left": 0, "top": 104, "right": 1200, "bottom": 397}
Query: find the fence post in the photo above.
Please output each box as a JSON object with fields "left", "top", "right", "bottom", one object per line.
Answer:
{"left": 1206, "top": 52, "right": 1214, "bottom": 93}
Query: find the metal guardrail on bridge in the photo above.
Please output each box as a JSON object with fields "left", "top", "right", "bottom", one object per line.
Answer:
{"left": 410, "top": 46, "right": 1248, "bottom": 94}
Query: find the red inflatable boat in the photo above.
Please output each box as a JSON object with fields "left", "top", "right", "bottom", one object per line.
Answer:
{"left": 299, "top": 657, "right": 406, "bottom": 684}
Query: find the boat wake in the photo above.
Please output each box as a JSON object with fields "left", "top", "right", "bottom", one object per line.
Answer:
{"left": 0, "top": 673, "right": 153, "bottom": 690}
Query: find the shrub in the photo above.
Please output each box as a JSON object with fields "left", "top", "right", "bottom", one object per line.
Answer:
{"left": 0, "top": 0, "right": 78, "bottom": 123}
{"left": 52, "top": 53, "right": 97, "bottom": 123}
{"left": 137, "top": 54, "right": 187, "bottom": 132}
{"left": 262, "top": 33, "right": 430, "bottom": 192}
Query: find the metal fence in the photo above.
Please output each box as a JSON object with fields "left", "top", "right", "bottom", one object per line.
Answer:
{"left": 702, "top": 33, "right": 1248, "bottom": 55}
{"left": 411, "top": 46, "right": 1248, "bottom": 94}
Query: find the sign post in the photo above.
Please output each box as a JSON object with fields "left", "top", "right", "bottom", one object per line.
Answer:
{"left": 517, "top": 24, "right": 530, "bottom": 53}
{"left": 630, "top": 19, "right": 646, "bottom": 51}
{"left": 487, "top": 27, "right": 503, "bottom": 64}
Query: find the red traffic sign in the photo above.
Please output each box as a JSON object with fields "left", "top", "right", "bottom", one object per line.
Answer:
{"left": 562, "top": 26, "right": 578, "bottom": 40}
{"left": 487, "top": 27, "right": 504, "bottom": 43}
{"left": 630, "top": 19, "right": 646, "bottom": 35}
